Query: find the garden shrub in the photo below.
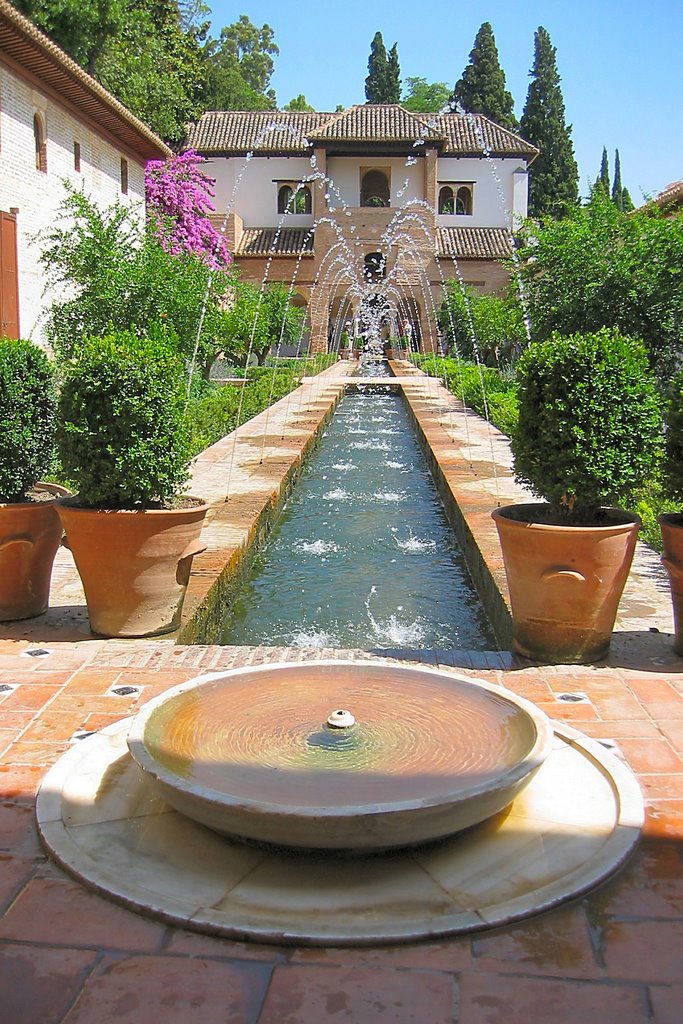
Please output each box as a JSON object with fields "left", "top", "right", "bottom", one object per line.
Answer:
{"left": 411, "top": 354, "right": 519, "bottom": 436}
{"left": 662, "top": 369, "right": 683, "bottom": 505}
{"left": 0, "top": 338, "right": 56, "bottom": 503}
{"left": 512, "top": 328, "right": 663, "bottom": 521}
{"left": 57, "top": 328, "right": 191, "bottom": 508}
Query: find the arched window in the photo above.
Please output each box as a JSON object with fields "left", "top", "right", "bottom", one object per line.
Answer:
{"left": 361, "top": 170, "right": 390, "bottom": 208}
{"left": 277, "top": 183, "right": 312, "bottom": 214}
{"left": 294, "top": 185, "right": 312, "bottom": 214}
{"left": 363, "top": 252, "right": 386, "bottom": 281}
{"left": 456, "top": 186, "right": 473, "bottom": 215}
{"left": 438, "top": 186, "right": 455, "bottom": 214}
{"left": 33, "top": 114, "right": 47, "bottom": 173}
{"left": 277, "top": 185, "right": 293, "bottom": 214}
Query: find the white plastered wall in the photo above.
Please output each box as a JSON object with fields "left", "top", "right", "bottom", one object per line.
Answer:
{"left": 0, "top": 63, "right": 145, "bottom": 347}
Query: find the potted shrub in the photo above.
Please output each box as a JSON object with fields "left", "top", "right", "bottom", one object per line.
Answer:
{"left": 56, "top": 329, "right": 208, "bottom": 638}
{"left": 0, "top": 338, "right": 63, "bottom": 620}
{"left": 339, "top": 331, "right": 350, "bottom": 360}
{"left": 492, "top": 328, "right": 662, "bottom": 663}
{"left": 658, "top": 371, "right": 683, "bottom": 654}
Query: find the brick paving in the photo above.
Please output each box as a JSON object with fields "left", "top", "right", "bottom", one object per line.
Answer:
{"left": 0, "top": 361, "right": 681, "bottom": 1023}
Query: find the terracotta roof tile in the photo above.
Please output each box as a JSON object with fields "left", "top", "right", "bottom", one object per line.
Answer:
{"left": 186, "top": 106, "right": 538, "bottom": 159}
{"left": 0, "top": 0, "right": 170, "bottom": 159}
{"left": 652, "top": 180, "right": 683, "bottom": 210}
{"left": 437, "top": 226, "right": 513, "bottom": 260}
{"left": 186, "top": 111, "right": 331, "bottom": 154}
{"left": 427, "top": 113, "right": 538, "bottom": 159}
{"left": 236, "top": 227, "right": 314, "bottom": 257}
{"left": 307, "top": 104, "right": 442, "bottom": 144}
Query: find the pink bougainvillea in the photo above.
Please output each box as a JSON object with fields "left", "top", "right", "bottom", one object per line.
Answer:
{"left": 145, "top": 149, "right": 232, "bottom": 270}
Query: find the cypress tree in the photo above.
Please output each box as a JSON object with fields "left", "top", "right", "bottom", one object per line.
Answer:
{"left": 451, "top": 22, "right": 518, "bottom": 131}
{"left": 612, "top": 149, "right": 624, "bottom": 210}
{"left": 520, "top": 26, "right": 579, "bottom": 219}
{"left": 365, "top": 32, "right": 388, "bottom": 104}
{"left": 596, "top": 147, "right": 610, "bottom": 193}
{"left": 386, "top": 43, "right": 401, "bottom": 104}
{"left": 621, "top": 187, "right": 635, "bottom": 213}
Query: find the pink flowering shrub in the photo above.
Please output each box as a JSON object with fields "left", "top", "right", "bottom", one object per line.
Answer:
{"left": 145, "top": 150, "right": 232, "bottom": 270}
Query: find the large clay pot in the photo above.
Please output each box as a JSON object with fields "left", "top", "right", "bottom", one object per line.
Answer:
{"left": 658, "top": 513, "right": 683, "bottom": 655}
{"left": 0, "top": 495, "right": 64, "bottom": 621}
{"left": 58, "top": 500, "right": 209, "bottom": 638}
{"left": 492, "top": 503, "right": 641, "bottom": 664}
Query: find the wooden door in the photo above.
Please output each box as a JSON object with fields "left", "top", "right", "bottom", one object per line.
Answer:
{"left": 0, "top": 211, "right": 20, "bottom": 339}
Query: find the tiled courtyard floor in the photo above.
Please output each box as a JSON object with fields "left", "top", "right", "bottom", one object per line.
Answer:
{"left": 1, "top": 362, "right": 682, "bottom": 1022}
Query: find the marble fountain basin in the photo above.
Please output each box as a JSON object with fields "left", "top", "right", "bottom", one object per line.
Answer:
{"left": 126, "top": 660, "right": 554, "bottom": 852}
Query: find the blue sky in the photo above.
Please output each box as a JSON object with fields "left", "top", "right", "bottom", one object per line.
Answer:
{"left": 206, "top": 0, "right": 681, "bottom": 203}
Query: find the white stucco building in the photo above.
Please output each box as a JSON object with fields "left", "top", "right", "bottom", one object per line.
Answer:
{"left": 0, "top": 0, "right": 170, "bottom": 346}
{"left": 187, "top": 105, "right": 538, "bottom": 350}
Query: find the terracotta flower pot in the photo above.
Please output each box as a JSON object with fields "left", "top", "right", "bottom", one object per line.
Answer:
{"left": 58, "top": 500, "right": 209, "bottom": 638}
{"left": 0, "top": 493, "right": 64, "bottom": 621}
{"left": 492, "top": 503, "right": 641, "bottom": 664}
{"left": 658, "top": 513, "right": 683, "bottom": 655}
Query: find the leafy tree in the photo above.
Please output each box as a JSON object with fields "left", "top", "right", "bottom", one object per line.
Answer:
{"left": 145, "top": 149, "right": 231, "bottom": 270}
{"left": 517, "top": 188, "right": 683, "bottom": 380}
{"left": 365, "top": 31, "right": 388, "bottom": 103}
{"left": 223, "top": 282, "right": 305, "bottom": 366}
{"left": 386, "top": 43, "right": 401, "bottom": 104}
{"left": 15, "top": 0, "right": 206, "bottom": 144}
{"left": 401, "top": 77, "right": 451, "bottom": 113}
{"left": 38, "top": 185, "right": 235, "bottom": 377}
{"left": 203, "top": 14, "right": 278, "bottom": 110}
{"left": 519, "top": 26, "right": 578, "bottom": 219}
{"left": 283, "top": 94, "right": 315, "bottom": 112}
{"left": 438, "top": 282, "right": 526, "bottom": 366}
{"left": 451, "top": 22, "right": 518, "bottom": 131}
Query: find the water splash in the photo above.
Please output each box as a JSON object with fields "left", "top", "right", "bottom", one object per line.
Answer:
{"left": 300, "top": 540, "right": 339, "bottom": 556}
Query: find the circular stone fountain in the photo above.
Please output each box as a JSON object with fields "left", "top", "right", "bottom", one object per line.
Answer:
{"left": 36, "top": 660, "right": 644, "bottom": 945}
{"left": 126, "top": 661, "right": 552, "bottom": 851}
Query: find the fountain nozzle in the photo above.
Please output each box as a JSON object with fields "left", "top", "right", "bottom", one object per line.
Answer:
{"left": 327, "top": 709, "right": 356, "bottom": 729}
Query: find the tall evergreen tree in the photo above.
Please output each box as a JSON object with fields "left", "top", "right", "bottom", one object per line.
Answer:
{"left": 612, "top": 149, "right": 624, "bottom": 210}
{"left": 386, "top": 43, "right": 401, "bottom": 104}
{"left": 520, "top": 26, "right": 579, "bottom": 219}
{"left": 365, "top": 31, "right": 388, "bottom": 103}
{"left": 451, "top": 22, "right": 518, "bottom": 131}
{"left": 596, "top": 147, "right": 610, "bottom": 193}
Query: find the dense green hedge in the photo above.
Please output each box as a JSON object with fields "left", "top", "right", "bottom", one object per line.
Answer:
{"left": 411, "top": 354, "right": 519, "bottom": 436}
{"left": 0, "top": 338, "right": 56, "bottom": 503}
{"left": 186, "top": 355, "right": 335, "bottom": 456}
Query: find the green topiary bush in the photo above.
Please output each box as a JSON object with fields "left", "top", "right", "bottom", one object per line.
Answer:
{"left": 0, "top": 338, "right": 56, "bottom": 503}
{"left": 512, "top": 328, "right": 663, "bottom": 522}
{"left": 57, "top": 329, "right": 192, "bottom": 508}
{"left": 662, "top": 369, "right": 683, "bottom": 506}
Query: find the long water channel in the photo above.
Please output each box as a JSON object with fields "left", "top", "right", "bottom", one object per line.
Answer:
{"left": 219, "top": 380, "right": 497, "bottom": 650}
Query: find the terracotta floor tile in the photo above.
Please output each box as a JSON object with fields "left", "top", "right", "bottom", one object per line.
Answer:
{"left": 471, "top": 905, "right": 600, "bottom": 979}
{"left": 594, "top": 842, "right": 683, "bottom": 919}
{"left": 21, "top": 712, "right": 89, "bottom": 743}
{"left": 626, "top": 676, "right": 681, "bottom": 702}
{"left": 591, "top": 695, "right": 650, "bottom": 720}
{"left": 288, "top": 936, "right": 472, "bottom": 972}
{"left": 457, "top": 972, "right": 649, "bottom": 1024}
{"left": 61, "top": 669, "right": 123, "bottom": 695}
{"left": 0, "top": 853, "right": 34, "bottom": 910}
{"left": 63, "top": 954, "right": 271, "bottom": 1024}
{"left": 640, "top": 701, "right": 683, "bottom": 721}
{"left": 0, "top": 942, "right": 98, "bottom": 1024}
{"left": 618, "top": 738, "right": 683, "bottom": 774}
{"left": 648, "top": 984, "right": 683, "bottom": 1024}
{"left": 3, "top": 685, "right": 63, "bottom": 711}
{"left": 644, "top": 801, "right": 683, "bottom": 840}
{"left": 163, "top": 928, "right": 287, "bottom": 963}
{"left": 258, "top": 964, "right": 457, "bottom": 1024}
{"left": 658, "top": 719, "right": 683, "bottom": 754}
{"left": 5, "top": 740, "right": 69, "bottom": 766}
{"left": 603, "top": 920, "right": 683, "bottom": 983}
{"left": 0, "top": 797, "right": 43, "bottom": 858}
{"left": 0, "top": 876, "right": 166, "bottom": 951}
{"left": 639, "top": 774, "right": 683, "bottom": 799}
{"left": 574, "top": 719, "right": 661, "bottom": 739}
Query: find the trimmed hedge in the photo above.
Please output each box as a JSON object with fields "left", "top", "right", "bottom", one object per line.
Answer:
{"left": 0, "top": 338, "right": 56, "bottom": 503}
{"left": 57, "top": 329, "right": 191, "bottom": 508}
